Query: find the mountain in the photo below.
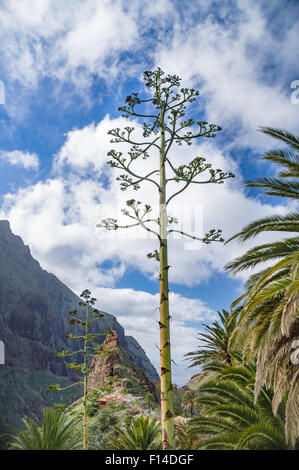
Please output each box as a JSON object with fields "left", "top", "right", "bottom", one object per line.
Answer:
{"left": 88, "top": 330, "right": 159, "bottom": 400}
{"left": 182, "top": 371, "right": 215, "bottom": 391}
{"left": 0, "top": 220, "right": 158, "bottom": 437}
{"left": 182, "top": 374, "right": 201, "bottom": 391}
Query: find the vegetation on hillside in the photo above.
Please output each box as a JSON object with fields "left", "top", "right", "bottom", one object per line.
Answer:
{"left": 185, "top": 127, "right": 298, "bottom": 449}
{"left": 4, "top": 408, "right": 82, "bottom": 450}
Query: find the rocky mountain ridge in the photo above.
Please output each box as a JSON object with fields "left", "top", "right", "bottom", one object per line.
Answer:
{"left": 0, "top": 220, "right": 158, "bottom": 436}
{"left": 88, "top": 330, "right": 159, "bottom": 401}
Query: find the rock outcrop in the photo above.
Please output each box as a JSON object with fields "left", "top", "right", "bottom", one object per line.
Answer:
{"left": 88, "top": 330, "right": 158, "bottom": 399}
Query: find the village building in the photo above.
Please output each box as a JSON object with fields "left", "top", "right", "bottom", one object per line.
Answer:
{"left": 97, "top": 393, "right": 128, "bottom": 409}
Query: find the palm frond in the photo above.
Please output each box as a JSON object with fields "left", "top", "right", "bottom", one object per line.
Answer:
{"left": 246, "top": 177, "right": 299, "bottom": 199}
{"left": 225, "top": 213, "right": 299, "bottom": 244}
{"left": 225, "top": 238, "right": 299, "bottom": 273}
{"left": 259, "top": 127, "right": 299, "bottom": 152}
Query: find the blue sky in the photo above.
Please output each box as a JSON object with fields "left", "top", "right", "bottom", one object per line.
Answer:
{"left": 0, "top": 0, "right": 298, "bottom": 385}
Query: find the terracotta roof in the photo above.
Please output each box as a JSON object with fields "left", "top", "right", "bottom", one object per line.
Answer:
{"left": 97, "top": 393, "right": 128, "bottom": 403}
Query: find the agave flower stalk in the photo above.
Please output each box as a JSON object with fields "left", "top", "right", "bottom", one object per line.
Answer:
{"left": 98, "top": 68, "right": 234, "bottom": 449}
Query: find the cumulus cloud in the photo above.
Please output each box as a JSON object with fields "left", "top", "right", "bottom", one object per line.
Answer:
{"left": 2, "top": 0, "right": 298, "bottom": 140}
{"left": 0, "top": 0, "right": 173, "bottom": 89}
{"left": 154, "top": 1, "right": 299, "bottom": 149}
{"left": 1, "top": 115, "right": 291, "bottom": 289}
{"left": 0, "top": 150, "right": 39, "bottom": 169}
{"left": 54, "top": 115, "right": 129, "bottom": 172}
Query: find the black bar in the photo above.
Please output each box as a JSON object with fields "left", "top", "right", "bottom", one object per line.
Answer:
{"left": 0, "top": 449, "right": 296, "bottom": 466}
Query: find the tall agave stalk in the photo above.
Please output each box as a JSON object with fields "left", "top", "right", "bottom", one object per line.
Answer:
{"left": 159, "top": 119, "right": 173, "bottom": 445}
{"left": 98, "top": 68, "right": 234, "bottom": 448}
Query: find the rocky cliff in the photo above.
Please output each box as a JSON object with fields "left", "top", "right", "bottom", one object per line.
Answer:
{"left": 0, "top": 220, "right": 158, "bottom": 437}
{"left": 88, "top": 330, "right": 158, "bottom": 399}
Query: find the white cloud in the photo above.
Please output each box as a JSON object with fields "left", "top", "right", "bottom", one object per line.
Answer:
{"left": 154, "top": 1, "right": 299, "bottom": 150}
{"left": 54, "top": 115, "right": 129, "bottom": 172}
{"left": 1, "top": 115, "right": 291, "bottom": 290}
{"left": 0, "top": 113, "right": 294, "bottom": 383}
{"left": 0, "top": 0, "right": 173, "bottom": 89}
{"left": 0, "top": 150, "right": 39, "bottom": 169}
{"left": 1, "top": 1, "right": 297, "bottom": 141}
{"left": 0, "top": 0, "right": 174, "bottom": 122}
{"left": 57, "top": 2, "right": 138, "bottom": 75}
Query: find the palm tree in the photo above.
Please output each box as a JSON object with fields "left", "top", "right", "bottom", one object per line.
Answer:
{"left": 192, "top": 358, "right": 297, "bottom": 450}
{"left": 246, "top": 127, "right": 299, "bottom": 198}
{"left": 107, "top": 416, "right": 162, "bottom": 450}
{"left": 175, "top": 421, "right": 200, "bottom": 450}
{"left": 5, "top": 408, "right": 82, "bottom": 450}
{"left": 185, "top": 309, "right": 238, "bottom": 368}
{"left": 228, "top": 258, "right": 299, "bottom": 445}
{"left": 225, "top": 127, "right": 299, "bottom": 445}
{"left": 225, "top": 127, "right": 299, "bottom": 260}
{"left": 144, "top": 392, "right": 154, "bottom": 410}
{"left": 181, "top": 391, "right": 199, "bottom": 417}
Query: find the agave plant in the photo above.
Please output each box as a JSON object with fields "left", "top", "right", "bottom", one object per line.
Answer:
{"left": 107, "top": 416, "right": 161, "bottom": 450}
{"left": 192, "top": 357, "right": 298, "bottom": 450}
{"left": 225, "top": 127, "right": 299, "bottom": 445}
{"left": 5, "top": 407, "right": 82, "bottom": 450}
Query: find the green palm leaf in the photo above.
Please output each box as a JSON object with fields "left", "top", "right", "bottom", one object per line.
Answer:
{"left": 191, "top": 362, "right": 295, "bottom": 449}
{"left": 107, "top": 416, "right": 161, "bottom": 450}
{"left": 225, "top": 126, "right": 299, "bottom": 445}
{"left": 5, "top": 408, "right": 81, "bottom": 450}
{"left": 185, "top": 310, "right": 237, "bottom": 367}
